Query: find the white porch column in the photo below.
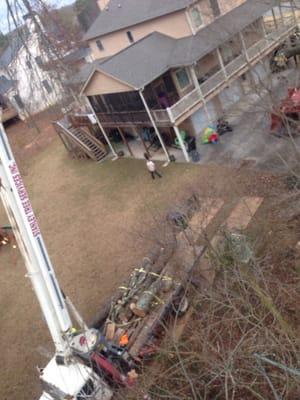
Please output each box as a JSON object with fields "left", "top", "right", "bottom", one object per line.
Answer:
{"left": 166, "top": 107, "right": 190, "bottom": 162}
{"left": 260, "top": 17, "right": 268, "bottom": 38}
{"left": 290, "top": 0, "right": 297, "bottom": 24}
{"left": 189, "top": 65, "right": 212, "bottom": 123}
{"left": 271, "top": 8, "right": 279, "bottom": 30}
{"left": 173, "top": 125, "right": 190, "bottom": 162}
{"left": 239, "top": 32, "right": 250, "bottom": 62}
{"left": 139, "top": 90, "right": 170, "bottom": 163}
{"left": 185, "top": 8, "right": 196, "bottom": 35}
{"left": 217, "top": 48, "right": 228, "bottom": 81}
{"left": 86, "top": 96, "right": 118, "bottom": 158}
{"left": 279, "top": 4, "right": 285, "bottom": 26}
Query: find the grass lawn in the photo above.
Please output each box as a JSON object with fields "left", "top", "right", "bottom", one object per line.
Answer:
{"left": 0, "top": 136, "right": 280, "bottom": 400}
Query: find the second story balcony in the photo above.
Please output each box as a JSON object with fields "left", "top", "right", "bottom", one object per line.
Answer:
{"left": 167, "top": 20, "right": 297, "bottom": 124}
{"left": 84, "top": 2, "right": 298, "bottom": 130}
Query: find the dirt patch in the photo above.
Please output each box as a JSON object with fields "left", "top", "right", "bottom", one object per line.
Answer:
{"left": 0, "top": 115, "right": 294, "bottom": 400}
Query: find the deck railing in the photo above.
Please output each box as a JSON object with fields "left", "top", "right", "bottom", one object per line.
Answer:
{"left": 167, "top": 88, "right": 203, "bottom": 122}
{"left": 167, "top": 22, "right": 296, "bottom": 123}
{"left": 95, "top": 22, "right": 296, "bottom": 127}
{"left": 96, "top": 109, "right": 171, "bottom": 126}
{"left": 150, "top": 109, "right": 171, "bottom": 124}
{"left": 97, "top": 110, "right": 150, "bottom": 124}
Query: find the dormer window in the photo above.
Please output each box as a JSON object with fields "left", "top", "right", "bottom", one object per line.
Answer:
{"left": 127, "top": 31, "right": 134, "bottom": 43}
{"left": 96, "top": 39, "right": 104, "bottom": 51}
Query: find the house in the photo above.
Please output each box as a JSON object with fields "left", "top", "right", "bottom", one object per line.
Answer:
{"left": 0, "top": 12, "right": 84, "bottom": 119}
{"left": 0, "top": 14, "right": 64, "bottom": 119}
{"left": 0, "top": 75, "right": 19, "bottom": 123}
{"left": 69, "top": 0, "right": 247, "bottom": 90}
{"left": 84, "top": 0, "right": 247, "bottom": 60}
{"left": 57, "top": 0, "right": 298, "bottom": 163}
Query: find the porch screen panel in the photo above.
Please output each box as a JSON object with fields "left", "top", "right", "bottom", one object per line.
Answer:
{"left": 104, "top": 91, "right": 144, "bottom": 112}
{"left": 88, "top": 95, "right": 107, "bottom": 113}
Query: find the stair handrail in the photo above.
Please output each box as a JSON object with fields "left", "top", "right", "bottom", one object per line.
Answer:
{"left": 54, "top": 121, "right": 94, "bottom": 154}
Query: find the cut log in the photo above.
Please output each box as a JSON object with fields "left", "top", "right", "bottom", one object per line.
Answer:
{"left": 130, "top": 303, "right": 147, "bottom": 318}
{"left": 105, "top": 322, "right": 116, "bottom": 341}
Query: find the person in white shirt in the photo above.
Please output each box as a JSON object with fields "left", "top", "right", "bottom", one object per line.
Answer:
{"left": 144, "top": 153, "right": 162, "bottom": 180}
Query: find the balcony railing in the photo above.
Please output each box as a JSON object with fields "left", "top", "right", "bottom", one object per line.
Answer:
{"left": 151, "top": 109, "right": 170, "bottom": 124}
{"left": 201, "top": 70, "right": 227, "bottom": 97}
{"left": 225, "top": 54, "right": 247, "bottom": 77}
{"left": 96, "top": 109, "right": 171, "bottom": 126}
{"left": 95, "top": 22, "right": 296, "bottom": 127}
{"left": 168, "top": 88, "right": 203, "bottom": 122}
{"left": 167, "top": 22, "right": 296, "bottom": 123}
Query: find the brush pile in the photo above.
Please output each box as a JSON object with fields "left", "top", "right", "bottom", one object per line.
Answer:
{"left": 92, "top": 194, "right": 205, "bottom": 361}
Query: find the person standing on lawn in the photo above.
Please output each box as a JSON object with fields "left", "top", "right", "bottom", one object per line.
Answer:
{"left": 144, "top": 153, "right": 162, "bottom": 180}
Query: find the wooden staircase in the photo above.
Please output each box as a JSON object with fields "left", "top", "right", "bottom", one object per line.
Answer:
{"left": 54, "top": 121, "right": 108, "bottom": 162}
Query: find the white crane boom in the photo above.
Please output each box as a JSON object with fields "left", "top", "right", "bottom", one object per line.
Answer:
{"left": 0, "top": 122, "right": 113, "bottom": 400}
{"left": 0, "top": 123, "right": 72, "bottom": 355}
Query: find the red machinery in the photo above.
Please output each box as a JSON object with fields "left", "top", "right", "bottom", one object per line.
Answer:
{"left": 271, "top": 88, "right": 300, "bottom": 136}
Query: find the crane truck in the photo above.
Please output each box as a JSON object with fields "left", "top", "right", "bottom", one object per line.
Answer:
{"left": 0, "top": 121, "right": 118, "bottom": 399}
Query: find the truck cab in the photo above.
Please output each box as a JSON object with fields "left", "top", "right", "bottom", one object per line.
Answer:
{"left": 39, "top": 357, "right": 113, "bottom": 400}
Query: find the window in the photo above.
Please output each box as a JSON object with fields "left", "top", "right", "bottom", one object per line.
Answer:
{"left": 96, "top": 39, "right": 104, "bottom": 51}
{"left": 175, "top": 68, "right": 191, "bottom": 90}
{"left": 127, "top": 31, "right": 134, "bottom": 43}
{"left": 26, "top": 60, "right": 32, "bottom": 69}
{"left": 42, "top": 79, "right": 53, "bottom": 94}
{"left": 35, "top": 56, "right": 43, "bottom": 67}
{"left": 209, "top": 0, "right": 221, "bottom": 17}
{"left": 13, "top": 94, "right": 24, "bottom": 109}
{"left": 190, "top": 6, "right": 203, "bottom": 29}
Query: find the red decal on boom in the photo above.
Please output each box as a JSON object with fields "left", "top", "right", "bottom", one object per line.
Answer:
{"left": 9, "top": 163, "right": 41, "bottom": 237}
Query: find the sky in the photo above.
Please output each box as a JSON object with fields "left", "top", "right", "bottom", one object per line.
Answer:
{"left": 0, "top": 0, "right": 75, "bottom": 33}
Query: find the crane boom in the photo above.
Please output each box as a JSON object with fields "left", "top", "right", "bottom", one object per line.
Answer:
{"left": 0, "top": 123, "right": 72, "bottom": 356}
{"left": 0, "top": 122, "right": 114, "bottom": 400}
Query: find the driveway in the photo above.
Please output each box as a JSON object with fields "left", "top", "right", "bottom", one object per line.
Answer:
{"left": 198, "top": 70, "right": 300, "bottom": 171}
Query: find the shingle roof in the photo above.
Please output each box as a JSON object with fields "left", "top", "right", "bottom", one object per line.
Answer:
{"left": 0, "top": 42, "right": 21, "bottom": 69}
{"left": 63, "top": 47, "right": 91, "bottom": 64}
{"left": 67, "top": 62, "right": 97, "bottom": 86}
{"left": 85, "top": 0, "right": 275, "bottom": 92}
{"left": 0, "top": 76, "right": 16, "bottom": 95}
{"left": 67, "top": 56, "right": 110, "bottom": 86}
{"left": 96, "top": 32, "right": 175, "bottom": 89}
{"left": 0, "top": 29, "right": 29, "bottom": 69}
{"left": 83, "top": 0, "right": 195, "bottom": 41}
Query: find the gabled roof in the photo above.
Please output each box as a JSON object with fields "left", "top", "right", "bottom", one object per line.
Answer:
{"left": 0, "top": 41, "right": 22, "bottom": 69}
{"left": 63, "top": 47, "right": 91, "bottom": 64}
{"left": 94, "top": 32, "right": 175, "bottom": 89}
{"left": 82, "top": 0, "right": 276, "bottom": 93}
{"left": 0, "top": 29, "right": 30, "bottom": 69}
{"left": 83, "top": 0, "right": 195, "bottom": 41}
{"left": 67, "top": 60, "right": 99, "bottom": 86}
{"left": 0, "top": 76, "right": 16, "bottom": 95}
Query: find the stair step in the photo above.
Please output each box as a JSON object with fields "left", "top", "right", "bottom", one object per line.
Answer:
{"left": 62, "top": 126, "right": 107, "bottom": 161}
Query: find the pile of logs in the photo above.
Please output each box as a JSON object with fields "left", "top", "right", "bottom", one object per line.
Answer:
{"left": 91, "top": 194, "right": 206, "bottom": 360}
